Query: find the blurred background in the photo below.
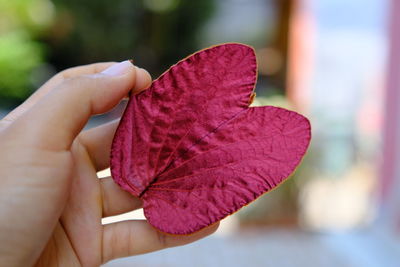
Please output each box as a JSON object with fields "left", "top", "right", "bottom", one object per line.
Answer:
{"left": 1, "top": 0, "right": 399, "bottom": 266}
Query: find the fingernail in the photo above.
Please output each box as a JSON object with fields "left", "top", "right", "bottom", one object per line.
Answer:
{"left": 101, "top": 60, "right": 133, "bottom": 76}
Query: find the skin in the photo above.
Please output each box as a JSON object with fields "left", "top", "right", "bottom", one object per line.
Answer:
{"left": 0, "top": 62, "right": 218, "bottom": 267}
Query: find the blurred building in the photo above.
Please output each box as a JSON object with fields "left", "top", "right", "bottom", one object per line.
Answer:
{"left": 288, "top": 0, "right": 387, "bottom": 232}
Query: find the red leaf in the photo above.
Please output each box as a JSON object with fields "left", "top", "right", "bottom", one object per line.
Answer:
{"left": 110, "top": 43, "right": 311, "bottom": 234}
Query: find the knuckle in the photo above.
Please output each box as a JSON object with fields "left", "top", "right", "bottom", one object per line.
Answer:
{"left": 61, "top": 75, "right": 98, "bottom": 91}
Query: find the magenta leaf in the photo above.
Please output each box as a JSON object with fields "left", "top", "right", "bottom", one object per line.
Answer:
{"left": 110, "top": 43, "right": 311, "bottom": 234}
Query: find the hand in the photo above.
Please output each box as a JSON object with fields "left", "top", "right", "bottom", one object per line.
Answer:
{"left": 0, "top": 61, "right": 218, "bottom": 267}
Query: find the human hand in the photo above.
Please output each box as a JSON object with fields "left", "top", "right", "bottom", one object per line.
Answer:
{"left": 0, "top": 61, "right": 219, "bottom": 267}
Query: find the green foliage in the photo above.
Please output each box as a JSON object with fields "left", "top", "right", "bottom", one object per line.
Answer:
{"left": 0, "top": 31, "right": 43, "bottom": 101}
{"left": 0, "top": 0, "right": 215, "bottom": 105}
{"left": 0, "top": 0, "right": 53, "bottom": 104}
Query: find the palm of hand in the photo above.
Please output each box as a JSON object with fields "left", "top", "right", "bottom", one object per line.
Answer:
{"left": 35, "top": 140, "right": 117, "bottom": 267}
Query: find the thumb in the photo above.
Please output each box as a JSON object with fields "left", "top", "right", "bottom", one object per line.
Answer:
{"left": 10, "top": 61, "right": 151, "bottom": 150}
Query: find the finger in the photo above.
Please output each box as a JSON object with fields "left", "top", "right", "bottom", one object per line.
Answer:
{"left": 102, "top": 220, "right": 219, "bottom": 263}
{"left": 9, "top": 61, "right": 151, "bottom": 151}
{"left": 58, "top": 62, "right": 117, "bottom": 79}
{"left": 2, "top": 62, "right": 116, "bottom": 123}
{"left": 101, "top": 177, "right": 143, "bottom": 217}
{"left": 79, "top": 120, "right": 119, "bottom": 171}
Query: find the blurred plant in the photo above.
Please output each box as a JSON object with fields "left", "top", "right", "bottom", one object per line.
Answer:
{"left": 0, "top": 0, "right": 215, "bottom": 106}
{"left": 48, "top": 0, "right": 215, "bottom": 76}
{"left": 251, "top": 95, "right": 291, "bottom": 109}
{"left": 0, "top": 0, "right": 54, "bottom": 106}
